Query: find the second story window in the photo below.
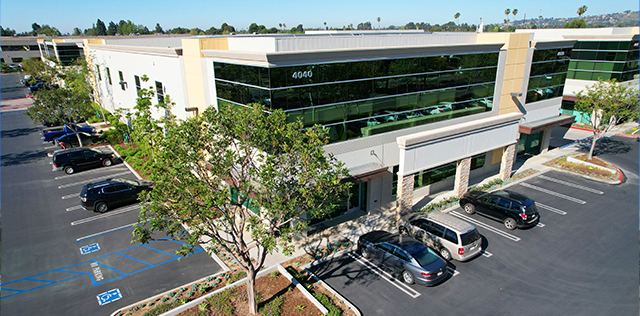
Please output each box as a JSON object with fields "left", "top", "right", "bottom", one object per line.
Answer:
{"left": 155, "top": 81, "right": 164, "bottom": 104}
{"left": 106, "top": 67, "right": 112, "bottom": 85}
{"left": 95, "top": 65, "right": 101, "bottom": 81}
{"left": 134, "top": 75, "right": 141, "bottom": 96}
{"left": 118, "top": 71, "right": 126, "bottom": 91}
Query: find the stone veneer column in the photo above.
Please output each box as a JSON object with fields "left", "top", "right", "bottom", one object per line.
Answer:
{"left": 453, "top": 157, "right": 472, "bottom": 198}
{"left": 396, "top": 174, "right": 415, "bottom": 217}
{"left": 499, "top": 144, "right": 517, "bottom": 181}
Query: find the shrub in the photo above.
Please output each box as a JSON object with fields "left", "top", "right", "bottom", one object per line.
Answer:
{"left": 313, "top": 292, "right": 342, "bottom": 316}
{"left": 259, "top": 296, "right": 284, "bottom": 316}
{"left": 102, "top": 128, "right": 124, "bottom": 145}
{"left": 205, "top": 288, "right": 236, "bottom": 316}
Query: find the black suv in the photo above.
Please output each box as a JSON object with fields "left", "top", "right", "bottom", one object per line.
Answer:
{"left": 52, "top": 147, "right": 114, "bottom": 174}
{"left": 80, "top": 178, "right": 153, "bottom": 213}
{"left": 459, "top": 190, "right": 540, "bottom": 230}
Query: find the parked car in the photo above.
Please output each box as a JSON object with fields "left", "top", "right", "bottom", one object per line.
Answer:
{"left": 42, "top": 124, "right": 96, "bottom": 142}
{"left": 459, "top": 190, "right": 540, "bottom": 230}
{"left": 54, "top": 131, "right": 104, "bottom": 148}
{"left": 398, "top": 212, "right": 482, "bottom": 261}
{"left": 27, "top": 82, "right": 44, "bottom": 93}
{"left": 79, "top": 178, "right": 153, "bottom": 213}
{"left": 52, "top": 147, "right": 114, "bottom": 174}
{"left": 422, "top": 106, "right": 443, "bottom": 115}
{"left": 357, "top": 230, "right": 449, "bottom": 286}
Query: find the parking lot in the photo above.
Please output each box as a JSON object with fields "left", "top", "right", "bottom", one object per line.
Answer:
{"left": 1, "top": 110, "right": 222, "bottom": 316}
{"left": 309, "top": 168, "right": 639, "bottom": 315}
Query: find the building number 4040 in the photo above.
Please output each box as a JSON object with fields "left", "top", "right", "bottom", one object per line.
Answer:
{"left": 292, "top": 70, "right": 313, "bottom": 79}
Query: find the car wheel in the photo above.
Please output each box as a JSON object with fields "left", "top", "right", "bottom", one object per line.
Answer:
{"left": 463, "top": 203, "right": 475, "bottom": 215}
{"left": 361, "top": 247, "right": 370, "bottom": 259}
{"left": 102, "top": 159, "right": 113, "bottom": 167}
{"left": 64, "top": 165, "right": 75, "bottom": 174}
{"left": 504, "top": 217, "right": 516, "bottom": 230}
{"left": 440, "top": 248, "right": 452, "bottom": 260}
{"left": 401, "top": 270, "right": 415, "bottom": 285}
{"left": 95, "top": 201, "right": 108, "bottom": 213}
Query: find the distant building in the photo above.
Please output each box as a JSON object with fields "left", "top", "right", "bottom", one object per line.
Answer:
{"left": 0, "top": 37, "right": 41, "bottom": 65}
{"left": 83, "top": 31, "right": 574, "bottom": 224}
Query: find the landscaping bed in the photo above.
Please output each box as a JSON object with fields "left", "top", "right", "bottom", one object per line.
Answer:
{"left": 542, "top": 154, "right": 621, "bottom": 182}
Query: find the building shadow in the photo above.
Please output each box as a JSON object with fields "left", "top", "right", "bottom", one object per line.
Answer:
{"left": 1, "top": 149, "right": 49, "bottom": 166}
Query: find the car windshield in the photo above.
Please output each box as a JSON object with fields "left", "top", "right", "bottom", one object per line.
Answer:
{"left": 411, "top": 247, "right": 439, "bottom": 267}
{"left": 461, "top": 229, "right": 481, "bottom": 246}
{"left": 91, "top": 149, "right": 104, "bottom": 154}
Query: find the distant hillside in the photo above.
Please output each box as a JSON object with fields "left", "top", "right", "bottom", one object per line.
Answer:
{"left": 519, "top": 10, "right": 638, "bottom": 28}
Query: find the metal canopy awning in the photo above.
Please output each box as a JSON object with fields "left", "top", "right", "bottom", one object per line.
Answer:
{"left": 343, "top": 163, "right": 390, "bottom": 184}
{"left": 519, "top": 114, "right": 576, "bottom": 134}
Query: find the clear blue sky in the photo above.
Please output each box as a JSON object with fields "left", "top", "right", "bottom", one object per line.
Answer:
{"left": 1, "top": 0, "right": 638, "bottom": 34}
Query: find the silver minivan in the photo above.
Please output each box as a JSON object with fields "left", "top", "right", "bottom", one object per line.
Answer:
{"left": 399, "top": 212, "right": 482, "bottom": 261}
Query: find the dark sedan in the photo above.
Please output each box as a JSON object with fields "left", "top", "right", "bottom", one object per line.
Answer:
{"left": 55, "top": 131, "right": 104, "bottom": 148}
{"left": 80, "top": 178, "right": 153, "bottom": 213}
{"left": 459, "top": 190, "right": 540, "bottom": 230}
{"left": 357, "top": 230, "right": 449, "bottom": 286}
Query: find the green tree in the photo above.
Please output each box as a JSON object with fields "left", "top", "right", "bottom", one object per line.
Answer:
{"left": 133, "top": 104, "right": 350, "bottom": 315}
{"left": 454, "top": 13, "right": 460, "bottom": 26}
{"left": 577, "top": 5, "right": 588, "bottom": 18}
{"left": 377, "top": 17, "right": 381, "bottom": 29}
{"left": 107, "top": 21, "right": 117, "bottom": 35}
{"left": 564, "top": 19, "right": 588, "bottom": 28}
{"left": 96, "top": 19, "right": 107, "bottom": 36}
{"left": 575, "top": 79, "right": 639, "bottom": 160}
{"left": 504, "top": 8, "right": 511, "bottom": 25}
{"left": 155, "top": 23, "right": 164, "bottom": 34}
{"left": 512, "top": 9, "right": 518, "bottom": 28}
{"left": 31, "top": 23, "right": 41, "bottom": 36}
{"left": 248, "top": 23, "right": 259, "bottom": 33}
{"left": 72, "top": 27, "right": 82, "bottom": 36}
{"left": 1, "top": 26, "right": 16, "bottom": 36}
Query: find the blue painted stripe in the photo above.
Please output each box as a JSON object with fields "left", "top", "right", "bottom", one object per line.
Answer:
{"left": 140, "top": 245, "right": 179, "bottom": 258}
{"left": 25, "top": 278, "right": 56, "bottom": 283}
{"left": 94, "top": 260, "right": 127, "bottom": 275}
{"left": 117, "top": 253, "right": 153, "bottom": 266}
{"left": 1, "top": 238, "right": 205, "bottom": 298}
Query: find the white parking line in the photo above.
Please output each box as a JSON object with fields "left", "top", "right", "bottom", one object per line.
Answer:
{"left": 58, "top": 171, "right": 130, "bottom": 189}
{"left": 71, "top": 204, "right": 140, "bottom": 225}
{"left": 55, "top": 165, "right": 127, "bottom": 180}
{"left": 536, "top": 223, "right": 545, "bottom": 228}
{"left": 448, "top": 268, "right": 460, "bottom": 277}
{"left": 347, "top": 252, "right": 421, "bottom": 298}
{"left": 538, "top": 175, "right": 604, "bottom": 194}
{"left": 67, "top": 205, "right": 84, "bottom": 212}
{"left": 449, "top": 211, "right": 521, "bottom": 242}
{"left": 62, "top": 193, "right": 79, "bottom": 200}
{"left": 537, "top": 203, "right": 567, "bottom": 215}
{"left": 519, "top": 182, "right": 586, "bottom": 204}
{"left": 76, "top": 222, "right": 137, "bottom": 242}
{"left": 481, "top": 250, "right": 493, "bottom": 258}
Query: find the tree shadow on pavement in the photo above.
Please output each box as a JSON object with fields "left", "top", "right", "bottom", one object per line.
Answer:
{"left": 1, "top": 127, "right": 40, "bottom": 138}
{"left": 575, "top": 137, "right": 631, "bottom": 156}
{"left": 1, "top": 149, "right": 49, "bottom": 166}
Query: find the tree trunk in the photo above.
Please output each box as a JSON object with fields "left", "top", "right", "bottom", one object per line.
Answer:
{"left": 246, "top": 266, "right": 258, "bottom": 315}
{"left": 588, "top": 131, "right": 597, "bottom": 160}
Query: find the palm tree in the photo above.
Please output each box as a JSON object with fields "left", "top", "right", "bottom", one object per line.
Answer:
{"left": 504, "top": 8, "right": 511, "bottom": 25}
{"left": 577, "top": 5, "right": 588, "bottom": 18}
{"left": 279, "top": 23, "right": 282, "bottom": 31}
{"left": 377, "top": 17, "right": 381, "bottom": 29}
{"left": 324, "top": 21, "right": 327, "bottom": 30}
{"left": 454, "top": 13, "right": 461, "bottom": 27}
{"left": 512, "top": 9, "right": 518, "bottom": 28}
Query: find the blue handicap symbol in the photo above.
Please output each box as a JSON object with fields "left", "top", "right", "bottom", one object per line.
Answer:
{"left": 80, "top": 243, "right": 100, "bottom": 255}
{"left": 97, "top": 288, "right": 122, "bottom": 306}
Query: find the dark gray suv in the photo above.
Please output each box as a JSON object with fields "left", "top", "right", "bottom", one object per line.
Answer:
{"left": 52, "top": 147, "right": 114, "bottom": 174}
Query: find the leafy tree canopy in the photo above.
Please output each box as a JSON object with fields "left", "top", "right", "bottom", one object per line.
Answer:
{"left": 575, "top": 79, "right": 639, "bottom": 159}
{"left": 133, "top": 104, "right": 350, "bottom": 314}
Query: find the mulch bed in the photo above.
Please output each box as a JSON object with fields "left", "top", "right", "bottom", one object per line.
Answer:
{"left": 542, "top": 154, "right": 620, "bottom": 181}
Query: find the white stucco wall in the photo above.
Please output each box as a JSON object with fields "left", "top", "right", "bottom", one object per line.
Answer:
{"left": 88, "top": 48, "right": 189, "bottom": 121}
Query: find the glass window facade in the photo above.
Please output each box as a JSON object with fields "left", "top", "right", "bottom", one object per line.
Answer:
{"left": 566, "top": 40, "right": 639, "bottom": 82}
{"left": 526, "top": 48, "right": 571, "bottom": 103}
{"left": 215, "top": 52, "right": 499, "bottom": 143}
